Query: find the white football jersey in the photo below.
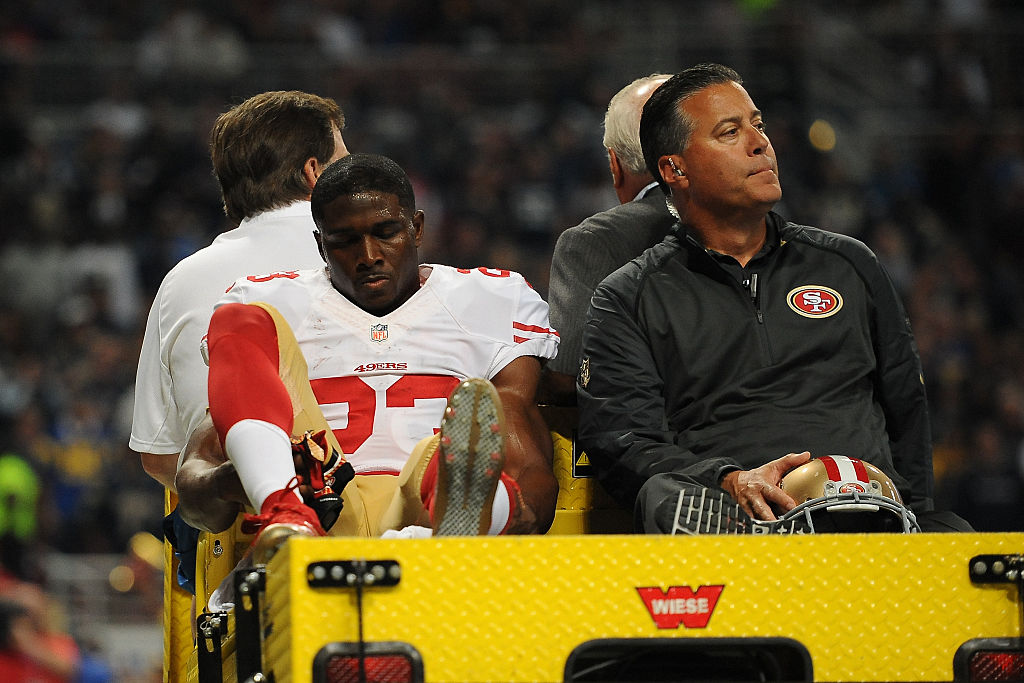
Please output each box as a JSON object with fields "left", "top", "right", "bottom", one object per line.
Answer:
{"left": 215, "top": 264, "right": 559, "bottom": 473}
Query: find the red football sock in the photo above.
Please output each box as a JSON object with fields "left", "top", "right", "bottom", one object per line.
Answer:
{"left": 207, "top": 303, "right": 294, "bottom": 445}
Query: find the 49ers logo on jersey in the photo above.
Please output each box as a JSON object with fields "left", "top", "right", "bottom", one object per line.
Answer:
{"left": 636, "top": 585, "right": 724, "bottom": 629}
{"left": 352, "top": 362, "right": 408, "bottom": 373}
{"left": 787, "top": 285, "right": 843, "bottom": 318}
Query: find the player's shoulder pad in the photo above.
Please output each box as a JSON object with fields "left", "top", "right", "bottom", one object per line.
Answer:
{"left": 217, "top": 267, "right": 327, "bottom": 322}
{"left": 429, "top": 264, "right": 550, "bottom": 337}
{"left": 433, "top": 264, "right": 539, "bottom": 295}
{"left": 223, "top": 267, "right": 323, "bottom": 298}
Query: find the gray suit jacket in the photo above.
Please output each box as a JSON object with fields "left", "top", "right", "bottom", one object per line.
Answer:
{"left": 547, "top": 190, "right": 677, "bottom": 376}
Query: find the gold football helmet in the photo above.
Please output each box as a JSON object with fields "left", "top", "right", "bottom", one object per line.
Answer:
{"left": 778, "top": 455, "right": 920, "bottom": 533}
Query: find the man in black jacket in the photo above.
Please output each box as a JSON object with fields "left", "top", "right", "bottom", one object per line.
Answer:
{"left": 576, "top": 63, "right": 969, "bottom": 533}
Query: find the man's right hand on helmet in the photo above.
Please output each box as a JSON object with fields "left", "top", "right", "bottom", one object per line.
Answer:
{"left": 719, "top": 451, "right": 811, "bottom": 520}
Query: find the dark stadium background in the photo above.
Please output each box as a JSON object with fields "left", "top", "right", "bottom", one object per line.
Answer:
{"left": 0, "top": 1, "right": 1022, "bottom": 679}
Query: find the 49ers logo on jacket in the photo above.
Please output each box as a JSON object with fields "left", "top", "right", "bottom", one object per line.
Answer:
{"left": 787, "top": 285, "right": 843, "bottom": 318}
{"left": 636, "top": 585, "right": 724, "bottom": 629}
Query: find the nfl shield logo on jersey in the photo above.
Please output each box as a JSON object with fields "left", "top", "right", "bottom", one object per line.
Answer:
{"left": 370, "top": 323, "right": 388, "bottom": 342}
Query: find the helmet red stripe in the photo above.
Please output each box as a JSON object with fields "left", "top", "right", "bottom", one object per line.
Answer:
{"left": 819, "top": 455, "right": 841, "bottom": 481}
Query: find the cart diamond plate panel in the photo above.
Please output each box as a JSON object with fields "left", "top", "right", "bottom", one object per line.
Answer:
{"left": 262, "top": 533, "right": 1023, "bottom": 683}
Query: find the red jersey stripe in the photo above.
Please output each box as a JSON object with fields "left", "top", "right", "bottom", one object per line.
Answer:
{"left": 513, "top": 321, "right": 559, "bottom": 336}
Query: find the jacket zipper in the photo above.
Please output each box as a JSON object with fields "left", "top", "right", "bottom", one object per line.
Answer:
{"left": 747, "top": 273, "right": 763, "bottom": 324}
{"left": 744, "top": 271, "right": 774, "bottom": 364}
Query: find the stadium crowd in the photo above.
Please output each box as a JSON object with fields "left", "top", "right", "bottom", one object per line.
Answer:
{"left": 0, "top": 0, "right": 1022, "bottom": 574}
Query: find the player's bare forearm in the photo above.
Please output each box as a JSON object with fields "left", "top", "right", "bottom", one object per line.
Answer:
{"left": 493, "top": 357, "right": 558, "bottom": 533}
{"left": 504, "top": 399, "right": 557, "bottom": 533}
{"left": 175, "top": 416, "right": 247, "bottom": 532}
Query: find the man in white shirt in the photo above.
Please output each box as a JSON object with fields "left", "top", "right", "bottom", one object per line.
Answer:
{"left": 130, "top": 91, "right": 349, "bottom": 489}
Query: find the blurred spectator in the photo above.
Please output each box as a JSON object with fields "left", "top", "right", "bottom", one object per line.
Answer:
{"left": 0, "top": 452, "right": 40, "bottom": 580}
{"left": 0, "top": 586, "right": 79, "bottom": 682}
